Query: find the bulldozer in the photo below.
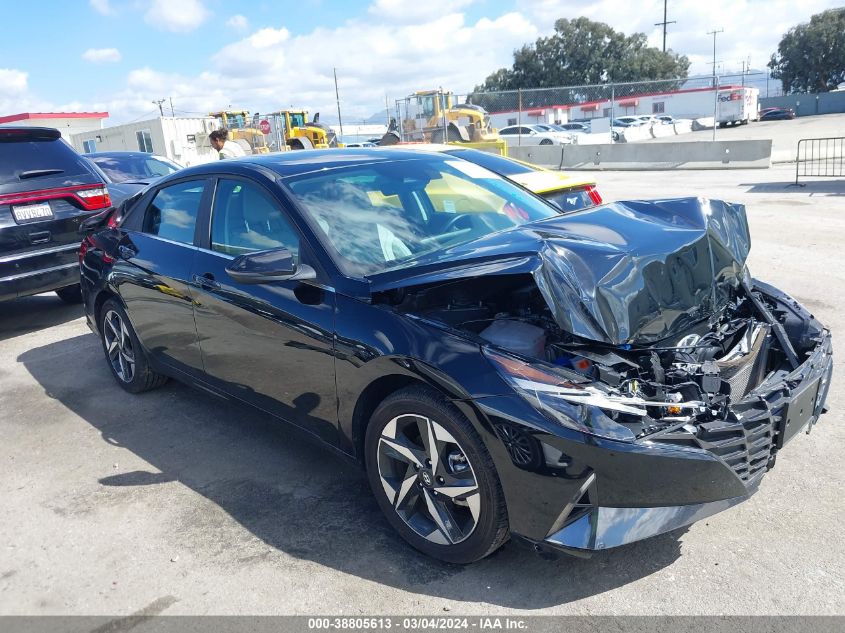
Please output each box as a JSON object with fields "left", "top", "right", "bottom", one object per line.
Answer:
{"left": 208, "top": 110, "right": 270, "bottom": 154}
{"left": 381, "top": 89, "right": 504, "bottom": 152}
{"left": 273, "top": 110, "right": 340, "bottom": 150}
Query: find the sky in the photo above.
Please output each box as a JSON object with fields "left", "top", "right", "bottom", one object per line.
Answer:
{"left": 0, "top": 0, "right": 840, "bottom": 124}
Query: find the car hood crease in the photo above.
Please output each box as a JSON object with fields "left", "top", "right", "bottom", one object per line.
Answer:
{"left": 369, "top": 197, "right": 751, "bottom": 346}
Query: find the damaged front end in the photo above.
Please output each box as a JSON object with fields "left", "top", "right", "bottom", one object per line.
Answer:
{"left": 371, "top": 197, "right": 833, "bottom": 552}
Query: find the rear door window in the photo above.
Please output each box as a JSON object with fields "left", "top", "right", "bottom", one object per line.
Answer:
{"left": 142, "top": 180, "right": 205, "bottom": 245}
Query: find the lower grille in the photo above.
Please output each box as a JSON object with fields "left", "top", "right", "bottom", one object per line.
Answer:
{"left": 693, "top": 414, "right": 777, "bottom": 486}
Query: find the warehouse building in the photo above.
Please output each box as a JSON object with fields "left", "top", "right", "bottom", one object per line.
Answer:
{"left": 0, "top": 112, "right": 108, "bottom": 141}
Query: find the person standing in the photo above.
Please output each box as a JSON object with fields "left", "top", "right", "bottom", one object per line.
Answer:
{"left": 209, "top": 128, "right": 246, "bottom": 159}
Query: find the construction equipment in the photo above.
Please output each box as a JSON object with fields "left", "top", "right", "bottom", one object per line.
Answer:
{"left": 273, "top": 110, "right": 340, "bottom": 150}
{"left": 208, "top": 110, "right": 269, "bottom": 154}
{"left": 387, "top": 89, "right": 502, "bottom": 147}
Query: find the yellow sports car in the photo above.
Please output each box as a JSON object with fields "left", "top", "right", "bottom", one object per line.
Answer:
{"left": 388, "top": 144, "right": 603, "bottom": 212}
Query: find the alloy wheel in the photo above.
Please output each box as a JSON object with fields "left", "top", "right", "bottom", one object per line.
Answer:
{"left": 103, "top": 309, "right": 136, "bottom": 383}
{"left": 377, "top": 414, "right": 481, "bottom": 545}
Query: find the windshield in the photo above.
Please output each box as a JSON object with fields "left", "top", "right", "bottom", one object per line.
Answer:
{"left": 288, "top": 113, "right": 306, "bottom": 128}
{"left": 90, "top": 154, "right": 180, "bottom": 183}
{"left": 285, "top": 155, "right": 558, "bottom": 277}
{"left": 443, "top": 148, "right": 535, "bottom": 177}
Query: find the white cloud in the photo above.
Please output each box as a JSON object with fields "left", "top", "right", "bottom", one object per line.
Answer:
{"left": 0, "top": 68, "right": 53, "bottom": 115}
{"left": 200, "top": 12, "right": 536, "bottom": 122}
{"left": 226, "top": 14, "right": 249, "bottom": 32}
{"left": 23, "top": 0, "right": 845, "bottom": 124}
{"left": 145, "top": 0, "right": 210, "bottom": 33}
{"left": 89, "top": 0, "right": 113, "bottom": 15}
{"left": 0, "top": 68, "right": 28, "bottom": 96}
{"left": 82, "top": 48, "right": 122, "bottom": 63}
{"left": 368, "top": 0, "right": 475, "bottom": 23}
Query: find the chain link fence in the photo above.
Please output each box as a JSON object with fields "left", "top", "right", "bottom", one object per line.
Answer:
{"left": 390, "top": 72, "right": 781, "bottom": 146}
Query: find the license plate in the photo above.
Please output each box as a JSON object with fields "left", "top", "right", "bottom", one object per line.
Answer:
{"left": 12, "top": 202, "right": 54, "bottom": 223}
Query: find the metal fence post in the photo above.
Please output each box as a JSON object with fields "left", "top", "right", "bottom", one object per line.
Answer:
{"left": 517, "top": 88, "right": 522, "bottom": 147}
{"left": 610, "top": 83, "right": 615, "bottom": 144}
{"left": 712, "top": 75, "right": 719, "bottom": 141}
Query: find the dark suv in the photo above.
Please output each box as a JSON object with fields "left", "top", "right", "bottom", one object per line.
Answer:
{"left": 1, "top": 127, "right": 111, "bottom": 303}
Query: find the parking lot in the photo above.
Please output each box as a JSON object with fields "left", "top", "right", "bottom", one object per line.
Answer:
{"left": 1, "top": 162, "right": 843, "bottom": 617}
{"left": 640, "top": 113, "right": 845, "bottom": 162}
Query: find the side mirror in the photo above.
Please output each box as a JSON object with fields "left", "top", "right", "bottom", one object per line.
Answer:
{"left": 225, "top": 248, "right": 316, "bottom": 284}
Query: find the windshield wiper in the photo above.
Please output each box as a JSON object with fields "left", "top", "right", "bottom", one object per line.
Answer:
{"left": 19, "top": 168, "right": 65, "bottom": 180}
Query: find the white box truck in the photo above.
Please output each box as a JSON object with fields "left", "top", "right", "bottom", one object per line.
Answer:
{"left": 717, "top": 86, "right": 759, "bottom": 126}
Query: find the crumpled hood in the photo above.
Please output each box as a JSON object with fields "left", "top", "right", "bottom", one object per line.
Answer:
{"left": 369, "top": 197, "right": 751, "bottom": 346}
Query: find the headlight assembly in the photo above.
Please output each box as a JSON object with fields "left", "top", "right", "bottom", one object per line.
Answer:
{"left": 483, "top": 347, "right": 639, "bottom": 442}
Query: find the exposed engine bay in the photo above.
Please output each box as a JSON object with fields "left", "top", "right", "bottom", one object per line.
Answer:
{"left": 377, "top": 272, "right": 824, "bottom": 441}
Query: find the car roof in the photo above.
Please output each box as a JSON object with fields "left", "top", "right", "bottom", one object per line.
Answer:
{"left": 88, "top": 151, "right": 169, "bottom": 160}
{"left": 170, "top": 148, "right": 455, "bottom": 179}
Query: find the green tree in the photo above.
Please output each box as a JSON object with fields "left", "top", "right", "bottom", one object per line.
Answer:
{"left": 473, "top": 17, "right": 690, "bottom": 94}
{"left": 768, "top": 8, "right": 845, "bottom": 93}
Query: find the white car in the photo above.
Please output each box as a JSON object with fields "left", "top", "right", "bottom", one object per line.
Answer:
{"left": 497, "top": 124, "right": 573, "bottom": 146}
{"left": 614, "top": 116, "right": 649, "bottom": 127}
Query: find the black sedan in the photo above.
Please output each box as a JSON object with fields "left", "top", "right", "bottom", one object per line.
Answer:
{"left": 79, "top": 149, "right": 833, "bottom": 563}
{"left": 85, "top": 151, "right": 181, "bottom": 206}
{"left": 759, "top": 108, "right": 796, "bottom": 121}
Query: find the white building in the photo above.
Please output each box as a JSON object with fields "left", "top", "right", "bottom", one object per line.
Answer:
{"left": 489, "top": 106, "right": 569, "bottom": 130}
{"left": 72, "top": 116, "right": 221, "bottom": 166}
{"left": 567, "top": 85, "right": 755, "bottom": 121}
{"left": 487, "top": 85, "right": 759, "bottom": 127}
{"left": 0, "top": 112, "right": 108, "bottom": 141}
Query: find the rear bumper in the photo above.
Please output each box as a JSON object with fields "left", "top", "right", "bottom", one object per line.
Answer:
{"left": 0, "top": 243, "right": 80, "bottom": 300}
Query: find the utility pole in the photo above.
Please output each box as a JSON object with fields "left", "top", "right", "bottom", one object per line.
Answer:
{"left": 654, "top": 0, "right": 676, "bottom": 53}
{"left": 152, "top": 99, "right": 165, "bottom": 117}
{"left": 169, "top": 97, "right": 174, "bottom": 117}
{"left": 708, "top": 28, "right": 724, "bottom": 141}
{"left": 333, "top": 67, "right": 344, "bottom": 139}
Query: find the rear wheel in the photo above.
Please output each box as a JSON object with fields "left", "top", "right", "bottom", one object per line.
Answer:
{"left": 365, "top": 386, "right": 509, "bottom": 563}
{"left": 99, "top": 299, "right": 168, "bottom": 393}
{"left": 539, "top": 138, "right": 554, "bottom": 145}
{"left": 55, "top": 284, "right": 82, "bottom": 304}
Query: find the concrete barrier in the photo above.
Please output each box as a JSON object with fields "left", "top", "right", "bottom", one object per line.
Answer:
{"left": 509, "top": 139, "right": 773, "bottom": 170}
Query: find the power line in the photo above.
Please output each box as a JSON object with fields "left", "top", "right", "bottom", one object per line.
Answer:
{"left": 654, "top": 0, "right": 676, "bottom": 53}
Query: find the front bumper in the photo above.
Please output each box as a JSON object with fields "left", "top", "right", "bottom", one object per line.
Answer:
{"left": 544, "top": 491, "right": 751, "bottom": 553}
{"left": 533, "top": 329, "right": 833, "bottom": 555}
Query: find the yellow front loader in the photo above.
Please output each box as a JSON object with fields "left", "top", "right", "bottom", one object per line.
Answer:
{"left": 274, "top": 110, "right": 340, "bottom": 150}
{"left": 380, "top": 89, "right": 506, "bottom": 154}
{"left": 208, "top": 110, "right": 270, "bottom": 154}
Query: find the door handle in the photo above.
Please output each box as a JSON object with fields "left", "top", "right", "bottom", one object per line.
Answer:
{"left": 118, "top": 244, "right": 137, "bottom": 259}
{"left": 192, "top": 273, "right": 221, "bottom": 290}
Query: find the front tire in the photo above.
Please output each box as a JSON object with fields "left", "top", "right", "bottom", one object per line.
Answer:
{"left": 365, "top": 386, "right": 509, "bottom": 563}
{"left": 99, "top": 298, "right": 168, "bottom": 394}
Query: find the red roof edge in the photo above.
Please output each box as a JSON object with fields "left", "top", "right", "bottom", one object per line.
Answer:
{"left": 0, "top": 112, "right": 109, "bottom": 125}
